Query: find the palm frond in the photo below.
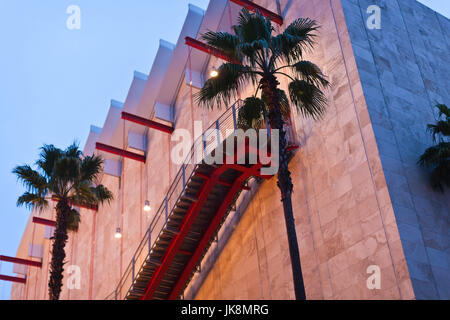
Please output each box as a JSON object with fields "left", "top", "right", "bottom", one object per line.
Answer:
{"left": 271, "top": 18, "right": 318, "bottom": 66}
{"left": 80, "top": 155, "right": 103, "bottom": 183}
{"left": 427, "top": 121, "right": 450, "bottom": 141}
{"left": 426, "top": 104, "right": 450, "bottom": 142}
{"left": 233, "top": 8, "right": 273, "bottom": 44}
{"left": 236, "top": 39, "right": 270, "bottom": 68}
{"left": 418, "top": 142, "right": 450, "bottom": 168}
{"left": 13, "top": 165, "right": 48, "bottom": 194}
{"left": 419, "top": 104, "right": 450, "bottom": 192}
{"left": 66, "top": 208, "right": 81, "bottom": 232}
{"left": 71, "top": 182, "right": 97, "bottom": 205}
{"left": 69, "top": 182, "right": 113, "bottom": 210}
{"left": 288, "top": 79, "right": 327, "bottom": 120}
{"left": 195, "top": 63, "right": 257, "bottom": 108}
{"left": 435, "top": 103, "right": 450, "bottom": 119}
{"left": 231, "top": 8, "right": 274, "bottom": 68}
{"left": 65, "top": 142, "right": 82, "bottom": 158}
{"left": 53, "top": 157, "right": 81, "bottom": 188}
{"left": 262, "top": 88, "right": 291, "bottom": 119}
{"left": 278, "top": 89, "right": 291, "bottom": 118}
{"left": 237, "top": 97, "right": 266, "bottom": 130}
{"left": 90, "top": 184, "right": 114, "bottom": 205}
{"left": 36, "top": 144, "right": 63, "bottom": 178}
{"left": 429, "top": 160, "right": 450, "bottom": 192}
{"left": 201, "top": 31, "right": 239, "bottom": 60}
{"left": 17, "top": 192, "right": 48, "bottom": 211}
{"left": 290, "top": 60, "right": 329, "bottom": 88}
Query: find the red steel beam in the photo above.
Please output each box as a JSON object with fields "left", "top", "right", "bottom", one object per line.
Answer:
{"left": 194, "top": 172, "right": 250, "bottom": 190}
{"left": 140, "top": 165, "right": 230, "bottom": 300}
{"left": 168, "top": 163, "right": 263, "bottom": 299}
{"left": 0, "top": 275, "right": 26, "bottom": 284}
{"left": 225, "top": 163, "right": 273, "bottom": 179}
{"left": 286, "top": 144, "right": 300, "bottom": 152}
{"left": 121, "top": 112, "right": 174, "bottom": 134}
{"left": 51, "top": 196, "right": 98, "bottom": 212}
{"left": 32, "top": 217, "right": 55, "bottom": 227}
{"left": 185, "top": 37, "right": 239, "bottom": 64}
{"left": 96, "top": 142, "right": 146, "bottom": 163}
{"left": 230, "top": 0, "right": 283, "bottom": 25}
{"left": 0, "top": 256, "right": 42, "bottom": 268}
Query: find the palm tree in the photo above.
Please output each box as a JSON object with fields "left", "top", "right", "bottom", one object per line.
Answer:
{"left": 237, "top": 90, "right": 291, "bottom": 131}
{"left": 418, "top": 104, "right": 450, "bottom": 192}
{"left": 13, "top": 143, "right": 113, "bottom": 300}
{"left": 196, "top": 8, "right": 329, "bottom": 300}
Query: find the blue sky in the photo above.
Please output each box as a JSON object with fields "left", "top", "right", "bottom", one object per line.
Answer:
{"left": 0, "top": 0, "right": 448, "bottom": 300}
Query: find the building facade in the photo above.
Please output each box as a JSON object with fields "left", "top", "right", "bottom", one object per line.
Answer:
{"left": 9, "top": 0, "right": 449, "bottom": 300}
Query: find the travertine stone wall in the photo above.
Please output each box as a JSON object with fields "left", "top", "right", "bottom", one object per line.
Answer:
{"left": 341, "top": 0, "right": 450, "bottom": 299}
{"left": 188, "top": 0, "right": 414, "bottom": 300}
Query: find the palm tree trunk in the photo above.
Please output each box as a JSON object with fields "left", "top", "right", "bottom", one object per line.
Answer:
{"left": 261, "top": 75, "right": 306, "bottom": 300}
{"left": 48, "top": 200, "right": 70, "bottom": 300}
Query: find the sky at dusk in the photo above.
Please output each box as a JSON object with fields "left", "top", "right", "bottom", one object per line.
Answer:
{"left": 0, "top": 0, "right": 448, "bottom": 299}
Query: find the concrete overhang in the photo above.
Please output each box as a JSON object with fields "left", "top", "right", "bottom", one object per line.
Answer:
{"left": 83, "top": 125, "right": 102, "bottom": 157}
{"left": 95, "top": 100, "right": 126, "bottom": 176}
{"left": 154, "top": 4, "right": 205, "bottom": 124}
{"left": 92, "top": 1, "right": 234, "bottom": 164}
{"left": 96, "top": 100, "right": 124, "bottom": 162}
{"left": 123, "top": 71, "right": 148, "bottom": 117}
{"left": 135, "top": 39, "right": 175, "bottom": 123}
{"left": 186, "top": 0, "right": 230, "bottom": 82}
{"left": 120, "top": 72, "right": 149, "bottom": 150}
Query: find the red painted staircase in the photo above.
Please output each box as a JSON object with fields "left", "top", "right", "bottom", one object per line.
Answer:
{"left": 107, "top": 101, "right": 298, "bottom": 300}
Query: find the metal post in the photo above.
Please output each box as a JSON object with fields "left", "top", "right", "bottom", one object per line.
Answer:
{"left": 265, "top": 117, "right": 271, "bottom": 138}
{"left": 148, "top": 227, "right": 151, "bottom": 260}
{"left": 132, "top": 257, "right": 135, "bottom": 290}
{"left": 216, "top": 120, "right": 221, "bottom": 144}
{"left": 115, "top": 288, "right": 117, "bottom": 300}
{"left": 165, "top": 196, "right": 168, "bottom": 225}
{"left": 182, "top": 164, "right": 186, "bottom": 189}
{"left": 232, "top": 104, "right": 237, "bottom": 130}
{"left": 203, "top": 132, "right": 207, "bottom": 159}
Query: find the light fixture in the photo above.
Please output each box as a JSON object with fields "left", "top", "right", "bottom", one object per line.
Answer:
{"left": 210, "top": 68, "right": 218, "bottom": 78}
{"left": 115, "top": 228, "right": 122, "bottom": 239}
{"left": 144, "top": 200, "right": 151, "bottom": 212}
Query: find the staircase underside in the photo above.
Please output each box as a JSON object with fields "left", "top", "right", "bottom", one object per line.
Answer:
{"left": 127, "top": 141, "right": 274, "bottom": 300}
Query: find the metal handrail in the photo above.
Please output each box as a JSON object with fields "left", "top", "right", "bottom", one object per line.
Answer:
{"left": 105, "top": 100, "right": 296, "bottom": 300}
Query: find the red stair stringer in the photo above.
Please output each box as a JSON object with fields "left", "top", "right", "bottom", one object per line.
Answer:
{"left": 167, "top": 162, "right": 264, "bottom": 299}
{"left": 141, "top": 164, "right": 230, "bottom": 300}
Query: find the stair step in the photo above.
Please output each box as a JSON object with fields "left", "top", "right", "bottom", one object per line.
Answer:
{"left": 165, "top": 228, "right": 180, "bottom": 235}
{"left": 181, "top": 194, "right": 198, "bottom": 203}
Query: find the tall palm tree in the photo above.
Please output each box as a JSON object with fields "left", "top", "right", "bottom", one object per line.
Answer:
{"left": 13, "top": 143, "right": 113, "bottom": 300}
{"left": 418, "top": 104, "right": 450, "bottom": 192}
{"left": 196, "top": 9, "right": 329, "bottom": 300}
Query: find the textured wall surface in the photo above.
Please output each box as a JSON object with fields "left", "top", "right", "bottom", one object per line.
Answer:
{"left": 186, "top": 0, "right": 413, "bottom": 300}
{"left": 341, "top": 0, "right": 450, "bottom": 299}
{"left": 9, "top": 0, "right": 447, "bottom": 300}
